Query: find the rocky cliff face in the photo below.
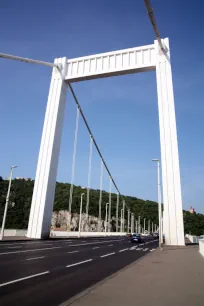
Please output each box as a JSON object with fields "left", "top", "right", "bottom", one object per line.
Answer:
{"left": 51, "top": 210, "right": 116, "bottom": 232}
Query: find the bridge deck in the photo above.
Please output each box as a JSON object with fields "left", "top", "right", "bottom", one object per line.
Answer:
{"left": 66, "top": 244, "right": 204, "bottom": 306}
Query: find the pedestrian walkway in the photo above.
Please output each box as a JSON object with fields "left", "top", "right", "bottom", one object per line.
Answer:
{"left": 62, "top": 245, "right": 204, "bottom": 306}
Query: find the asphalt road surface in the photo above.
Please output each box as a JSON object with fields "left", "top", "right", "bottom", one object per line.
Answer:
{"left": 0, "top": 236, "right": 158, "bottom": 306}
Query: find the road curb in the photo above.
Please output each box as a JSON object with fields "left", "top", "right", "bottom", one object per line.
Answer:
{"left": 59, "top": 245, "right": 158, "bottom": 306}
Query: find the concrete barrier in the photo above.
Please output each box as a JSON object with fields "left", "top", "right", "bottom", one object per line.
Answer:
{"left": 50, "top": 231, "right": 127, "bottom": 238}
{"left": 199, "top": 239, "right": 204, "bottom": 258}
{"left": 185, "top": 234, "right": 204, "bottom": 244}
{"left": 2, "top": 229, "right": 27, "bottom": 237}
{"left": 1, "top": 229, "right": 126, "bottom": 238}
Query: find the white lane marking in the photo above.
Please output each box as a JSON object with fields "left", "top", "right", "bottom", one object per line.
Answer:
{"left": 26, "top": 256, "right": 45, "bottom": 261}
{"left": 136, "top": 248, "right": 142, "bottom": 251}
{"left": 150, "top": 248, "right": 155, "bottom": 252}
{"left": 108, "top": 244, "right": 113, "bottom": 247}
{"left": 119, "top": 248, "right": 128, "bottom": 252}
{"left": 0, "top": 271, "right": 49, "bottom": 288}
{"left": 66, "top": 259, "right": 92, "bottom": 268}
{"left": 0, "top": 240, "right": 71, "bottom": 247}
{"left": 0, "top": 246, "right": 61, "bottom": 256}
{"left": 92, "top": 247, "right": 100, "bottom": 249}
{"left": 7, "top": 246, "right": 23, "bottom": 249}
{"left": 70, "top": 239, "right": 124, "bottom": 248}
{"left": 67, "top": 251, "right": 79, "bottom": 254}
{"left": 139, "top": 243, "right": 144, "bottom": 246}
{"left": 100, "top": 252, "right": 115, "bottom": 258}
{"left": 129, "top": 246, "right": 137, "bottom": 250}
{"left": 143, "top": 248, "right": 149, "bottom": 251}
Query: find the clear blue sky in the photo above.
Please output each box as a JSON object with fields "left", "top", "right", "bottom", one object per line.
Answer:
{"left": 0, "top": 0, "right": 203, "bottom": 213}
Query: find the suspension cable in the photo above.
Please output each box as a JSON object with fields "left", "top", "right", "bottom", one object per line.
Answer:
{"left": 68, "top": 106, "right": 80, "bottom": 217}
{"left": 98, "top": 159, "right": 103, "bottom": 221}
{"left": 143, "top": 0, "right": 165, "bottom": 52}
{"left": 116, "top": 192, "right": 119, "bottom": 232}
{"left": 0, "top": 52, "right": 57, "bottom": 68}
{"left": 108, "top": 177, "right": 112, "bottom": 231}
{"left": 68, "top": 83, "right": 120, "bottom": 195}
{"left": 86, "top": 136, "right": 93, "bottom": 217}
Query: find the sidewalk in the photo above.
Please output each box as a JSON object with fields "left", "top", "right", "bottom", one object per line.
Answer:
{"left": 63, "top": 245, "right": 204, "bottom": 306}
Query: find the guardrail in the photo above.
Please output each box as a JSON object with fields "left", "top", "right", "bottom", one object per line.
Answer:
{"left": 0, "top": 229, "right": 127, "bottom": 239}
{"left": 185, "top": 234, "right": 204, "bottom": 244}
{"left": 50, "top": 231, "right": 127, "bottom": 238}
{"left": 199, "top": 239, "right": 204, "bottom": 258}
{"left": 0, "top": 229, "right": 27, "bottom": 237}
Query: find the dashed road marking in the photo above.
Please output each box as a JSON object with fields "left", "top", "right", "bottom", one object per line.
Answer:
{"left": 100, "top": 252, "right": 115, "bottom": 258}
{"left": 0, "top": 271, "right": 49, "bottom": 288}
{"left": 92, "top": 247, "right": 100, "bottom": 249}
{"left": 0, "top": 246, "right": 61, "bottom": 256}
{"left": 119, "top": 248, "right": 128, "bottom": 252}
{"left": 66, "top": 259, "right": 92, "bottom": 268}
{"left": 129, "top": 246, "right": 137, "bottom": 250}
{"left": 67, "top": 251, "right": 79, "bottom": 254}
{"left": 26, "top": 256, "right": 45, "bottom": 261}
{"left": 7, "top": 246, "right": 23, "bottom": 249}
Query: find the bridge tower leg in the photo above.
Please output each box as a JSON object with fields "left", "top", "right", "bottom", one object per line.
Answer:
{"left": 27, "top": 58, "right": 68, "bottom": 239}
{"left": 155, "top": 38, "right": 185, "bottom": 246}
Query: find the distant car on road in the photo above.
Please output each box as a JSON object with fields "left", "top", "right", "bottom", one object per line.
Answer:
{"left": 131, "top": 233, "right": 143, "bottom": 243}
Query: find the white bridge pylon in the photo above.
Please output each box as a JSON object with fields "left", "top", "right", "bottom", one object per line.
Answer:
{"left": 27, "top": 38, "right": 185, "bottom": 246}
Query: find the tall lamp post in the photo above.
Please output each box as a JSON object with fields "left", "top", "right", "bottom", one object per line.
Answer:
{"left": 0, "top": 166, "right": 17, "bottom": 240}
{"left": 105, "top": 203, "right": 109, "bottom": 234}
{"left": 78, "top": 193, "right": 85, "bottom": 237}
{"left": 138, "top": 215, "right": 141, "bottom": 234}
{"left": 143, "top": 218, "right": 146, "bottom": 234}
{"left": 127, "top": 209, "right": 130, "bottom": 233}
{"left": 148, "top": 219, "right": 150, "bottom": 234}
{"left": 152, "top": 158, "right": 163, "bottom": 250}
{"left": 135, "top": 220, "right": 138, "bottom": 233}
{"left": 130, "top": 213, "right": 133, "bottom": 233}
{"left": 120, "top": 208, "right": 124, "bottom": 232}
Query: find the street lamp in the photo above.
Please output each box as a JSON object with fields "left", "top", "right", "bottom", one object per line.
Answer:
{"left": 135, "top": 219, "right": 138, "bottom": 233}
{"left": 138, "top": 215, "right": 141, "bottom": 234}
{"left": 152, "top": 158, "right": 163, "bottom": 250}
{"left": 78, "top": 193, "right": 85, "bottom": 237}
{"left": 127, "top": 209, "right": 130, "bottom": 233}
{"left": 0, "top": 166, "right": 17, "bottom": 240}
{"left": 143, "top": 218, "right": 146, "bottom": 234}
{"left": 131, "top": 213, "right": 134, "bottom": 233}
{"left": 105, "top": 203, "right": 109, "bottom": 234}
{"left": 120, "top": 208, "right": 124, "bottom": 232}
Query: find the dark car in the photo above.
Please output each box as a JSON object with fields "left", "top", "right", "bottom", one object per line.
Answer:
{"left": 131, "top": 233, "right": 143, "bottom": 243}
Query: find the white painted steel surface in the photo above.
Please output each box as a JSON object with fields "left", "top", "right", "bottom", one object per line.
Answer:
{"left": 27, "top": 58, "right": 68, "bottom": 239}
{"left": 65, "top": 44, "right": 156, "bottom": 82}
{"left": 27, "top": 38, "right": 185, "bottom": 245}
{"left": 155, "top": 38, "right": 184, "bottom": 246}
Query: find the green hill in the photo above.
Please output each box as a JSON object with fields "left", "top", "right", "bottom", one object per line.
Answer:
{"left": 0, "top": 178, "right": 203, "bottom": 235}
